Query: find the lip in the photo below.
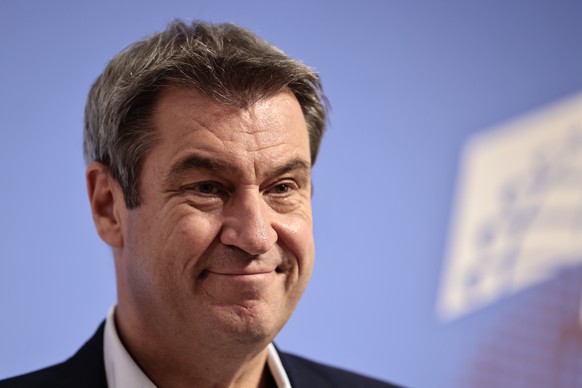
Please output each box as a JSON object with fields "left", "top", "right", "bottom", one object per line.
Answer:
{"left": 202, "top": 270, "right": 278, "bottom": 287}
{"left": 205, "top": 270, "right": 275, "bottom": 277}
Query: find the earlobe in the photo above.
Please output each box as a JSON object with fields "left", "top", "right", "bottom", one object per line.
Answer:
{"left": 86, "top": 162, "right": 126, "bottom": 248}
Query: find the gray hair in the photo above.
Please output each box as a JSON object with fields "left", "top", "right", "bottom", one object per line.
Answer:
{"left": 84, "top": 20, "right": 328, "bottom": 208}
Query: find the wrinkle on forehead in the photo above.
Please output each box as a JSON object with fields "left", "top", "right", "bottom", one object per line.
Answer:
{"left": 159, "top": 85, "right": 297, "bottom": 127}
{"left": 151, "top": 87, "right": 310, "bottom": 181}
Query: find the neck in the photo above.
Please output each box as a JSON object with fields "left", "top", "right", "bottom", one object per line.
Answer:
{"left": 114, "top": 307, "right": 275, "bottom": 388}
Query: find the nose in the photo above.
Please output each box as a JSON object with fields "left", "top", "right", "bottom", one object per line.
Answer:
{"left": 220, "top": 189, "right": 278, "bottom": 255}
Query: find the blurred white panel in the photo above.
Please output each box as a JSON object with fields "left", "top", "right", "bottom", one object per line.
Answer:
{"left": 439, "top": 93, "right": 582, "bottom": 320}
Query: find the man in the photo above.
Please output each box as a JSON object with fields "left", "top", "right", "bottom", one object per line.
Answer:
{"left": 1, "top": 20, "right": 398, "bottom": 387}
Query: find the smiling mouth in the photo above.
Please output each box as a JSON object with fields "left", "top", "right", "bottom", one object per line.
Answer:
{"left": 200, "top": 268, "right": 281, "bottom": 279}
{"left": 205, "top": 268, "right": 279, "bottom": 276}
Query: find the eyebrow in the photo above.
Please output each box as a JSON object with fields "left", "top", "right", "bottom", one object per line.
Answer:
{"left": 164, "top": 155, "right": 232, "bottom": 186}
{"left": 164, "top": 154, "right": 311, "bottom": 186}
{"left": 169, "top": 155, "right": 232, "bottom": 176}
{"left": 272, "top": 159, "right": 311, "bottom": 177}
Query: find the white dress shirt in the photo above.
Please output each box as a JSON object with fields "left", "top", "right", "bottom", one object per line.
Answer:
{"left": 103, "top": 306, "right": 292, "bottom": 388}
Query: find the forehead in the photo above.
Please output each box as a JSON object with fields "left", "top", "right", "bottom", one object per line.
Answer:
{"left": 147, "top": 87, "right": 311, "bottom": 177}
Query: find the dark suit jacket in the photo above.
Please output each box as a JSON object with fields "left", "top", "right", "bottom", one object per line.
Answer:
{"left": 0, "top": 322, "right": 400, "bottom": 387}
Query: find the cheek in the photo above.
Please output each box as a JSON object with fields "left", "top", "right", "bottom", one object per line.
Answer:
{"left": 127, "top": 210, "right": 222, "bottom": 284}
{"left": 277, "top": 212, "right": 315, "bottom": 274}
{"left": 162, "top": 212, "right": 222, "bottom": 265}
{"left": 277, "top": 214, "right": 314, "bottom": 313}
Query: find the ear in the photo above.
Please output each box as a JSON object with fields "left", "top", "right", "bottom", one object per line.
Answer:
{"left": 86, "top": 162, "right": 126, "bottom": 248}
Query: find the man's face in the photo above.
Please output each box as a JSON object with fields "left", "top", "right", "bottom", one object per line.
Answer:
{"left": 115, "top": 87, "right": 314, "bottom": 346}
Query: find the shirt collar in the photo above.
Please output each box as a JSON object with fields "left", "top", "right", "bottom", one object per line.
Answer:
{"left": 103, "top": 305, "right": 292, "bottom": 388}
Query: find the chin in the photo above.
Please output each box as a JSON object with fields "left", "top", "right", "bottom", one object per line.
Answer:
{"left": 211, "top": 302, "right": 288, "bottom": 346}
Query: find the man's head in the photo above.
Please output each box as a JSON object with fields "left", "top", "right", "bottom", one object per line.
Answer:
{"left": 84, "top": 20, "right": 328, "bottom": 373}
{"left": 84, "top": 20, "right": 327, "bottom": 209}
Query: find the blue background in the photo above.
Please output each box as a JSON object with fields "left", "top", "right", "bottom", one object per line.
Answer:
{"left": 1, "top": 1, "right": 582, "bottom": 387}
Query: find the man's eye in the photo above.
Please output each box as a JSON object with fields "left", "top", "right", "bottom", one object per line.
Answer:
{"left": 195, "top": 182, "right": 219, "bottom": 194}
{"left": 270, "top": 183, "right": 295, "bottom": 195}
{"left": 274, "top": 184, "right": 290, "bottom": 193}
